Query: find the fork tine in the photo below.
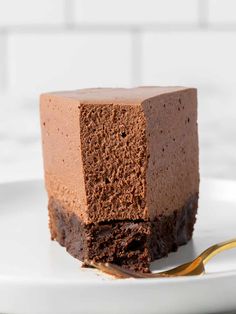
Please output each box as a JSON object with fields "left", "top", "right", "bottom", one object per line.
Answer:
{"left": 88, "top": 261, "right": 134, "bottom": 278}
{"left": 105, "top": 263, "right": 146, "bottom": 278}
{"left": 85, "top": 260, "right": 124, "bottom": 278}
{"left": 92, "top": 262, "right": 130, "bottom": 278}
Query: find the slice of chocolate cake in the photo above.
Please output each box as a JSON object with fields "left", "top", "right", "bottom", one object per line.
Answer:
{"left": 40, "top": 87, "right": 199, "bottom": 272}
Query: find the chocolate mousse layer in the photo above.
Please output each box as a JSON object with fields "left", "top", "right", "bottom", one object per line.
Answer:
{"left": 49, "top": 194, "right": 198, "bottom": 272}
{"left": 40, "top": 87, "right": 199, "bottom": 223}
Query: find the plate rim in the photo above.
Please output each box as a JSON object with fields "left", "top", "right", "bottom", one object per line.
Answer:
{"left": 0, "top": 266, "right": 236, "bottom": 287}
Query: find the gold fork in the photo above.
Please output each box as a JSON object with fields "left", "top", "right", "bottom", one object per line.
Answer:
{"left": 86, "top": 238, "right": 236, "bottom": 279}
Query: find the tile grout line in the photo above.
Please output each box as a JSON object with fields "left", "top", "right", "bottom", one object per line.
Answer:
{"left": 3, "top": 24, "right": 236, "bottom": 34}
{"left": 198, "top": 0, "right": 209, "bottom": 29}
{"left": 0, "top": 30, "right": 8, "bottom": 93}
{"left": 131, "top": 30, "right": 142, "bottom": 87}
{"left": 64, "top": 0, "right": 76, "bottom": 29}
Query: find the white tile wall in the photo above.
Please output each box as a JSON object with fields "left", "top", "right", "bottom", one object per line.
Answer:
{"left": 142, "top": 31, "right": 236, "bottom": 97}
{"left": 209, "top": 0, "right": 236, "bottom": 24}
{"left": 8, "top": 33, "right": 132, "bottom": 97}
{"left": 0, "top": 95, "right": 43, "bottom": 182}
{"left": 0, "top": 33, "right": 6, "bottom": 92}
{"left": 74, "top": 0, "right": 199, "bottom": 25}
{"left": 0, "top": 0, "right": 65, "bottom": 26}
{"left": 0, "top": 34, "right": 6, "bottom": 91}
{"left": 0, "top": 0, "right": 236, "bottom": 182}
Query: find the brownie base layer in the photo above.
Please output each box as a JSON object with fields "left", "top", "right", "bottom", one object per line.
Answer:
{"left": 49, "top": 195, "right": 198, "bottom": 272}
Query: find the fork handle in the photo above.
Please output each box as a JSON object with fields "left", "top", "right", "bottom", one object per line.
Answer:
{"left": 199, "top": 238, "right": 236, "bottom": 265}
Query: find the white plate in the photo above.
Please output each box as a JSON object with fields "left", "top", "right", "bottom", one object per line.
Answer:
{"left": 0, "top": 178, "right": 236, "bottom": 314}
